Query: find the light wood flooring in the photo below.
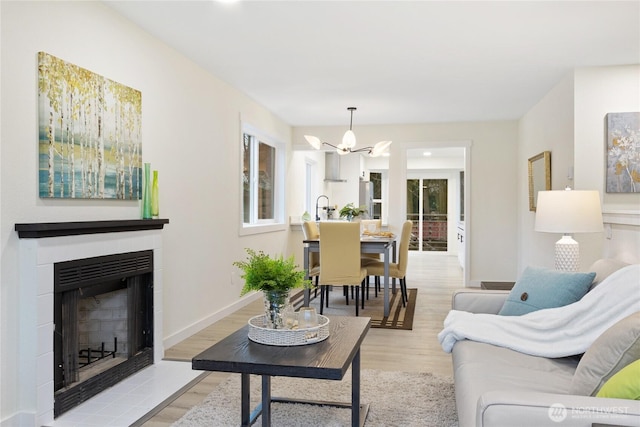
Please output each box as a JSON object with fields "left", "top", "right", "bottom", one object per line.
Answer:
{"left": 140, "top": 252, "right": 463, "bottom": 426}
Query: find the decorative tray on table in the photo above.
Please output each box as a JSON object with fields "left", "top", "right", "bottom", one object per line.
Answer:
{"left": 362, "top": 231, "right": 395, "bottom": 238}
{"left": 247, "top": 314, "right": 330, "bottom": 346}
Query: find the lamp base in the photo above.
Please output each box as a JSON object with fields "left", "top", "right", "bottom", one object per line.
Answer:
{"left": 555, "top": 235, "right": 579, "bottom": 272}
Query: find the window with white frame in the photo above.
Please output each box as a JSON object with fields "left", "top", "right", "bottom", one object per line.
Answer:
{"left": 241, "top": 125, "right": 284, "bottom": 229}
{"left": 305, "top": 158, "right": 317, "bottom": 214}
{"left": 370, "top": 171, "right": 384, "bottom": 220}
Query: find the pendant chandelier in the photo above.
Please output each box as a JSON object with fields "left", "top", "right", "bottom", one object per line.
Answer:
{"left": 304, "top": 107, "right": 392, "bottom": 157}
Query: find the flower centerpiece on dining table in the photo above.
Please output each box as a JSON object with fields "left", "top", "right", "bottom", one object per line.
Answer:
{"left": 234, "top": 248, "right": 311, "bottom": 329}
{"left": 339, "top": 203, "right": 367, "bottom": 221}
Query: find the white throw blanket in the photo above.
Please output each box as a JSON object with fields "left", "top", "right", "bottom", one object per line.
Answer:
{"left": 438, "top": 264, "right": 640, "bottom": 357}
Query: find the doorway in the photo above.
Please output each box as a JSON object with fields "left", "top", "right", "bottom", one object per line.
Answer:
{"left": 353, "top": 140, "right": 471, "bottom": 284}
{"left": 407, "top": 179, "right": 448, "bottom": 251}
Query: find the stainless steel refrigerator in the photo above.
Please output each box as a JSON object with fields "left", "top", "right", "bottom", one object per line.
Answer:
{"left": 359, "top": 180, "right": 373, "bottom": 218}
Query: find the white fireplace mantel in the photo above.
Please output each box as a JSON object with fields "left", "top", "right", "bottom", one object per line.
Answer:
{"left": 15, "top": 219, "right": 168, "bottom": 426}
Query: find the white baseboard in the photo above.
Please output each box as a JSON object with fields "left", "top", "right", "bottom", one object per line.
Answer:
{"left": 162, "top": 293, "right": 262, "bottom": 350}
{"left": 467, "top": 280, "right": 481, "bottom": 288}
{"left": 1, "top": 411, "right": 34, "bottom": 427}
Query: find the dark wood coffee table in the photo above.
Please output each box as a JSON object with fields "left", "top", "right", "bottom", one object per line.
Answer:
{"left": 192, "top": 316, "right": 371, "bottom": 427}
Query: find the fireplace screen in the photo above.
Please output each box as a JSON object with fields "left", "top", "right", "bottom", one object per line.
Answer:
{"left": 53, "top": 250, "right": 154, "bottom": 417}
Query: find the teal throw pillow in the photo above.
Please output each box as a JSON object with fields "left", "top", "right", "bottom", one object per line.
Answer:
{"left": 498, "top": 266, "right": 595, "bottom": 316}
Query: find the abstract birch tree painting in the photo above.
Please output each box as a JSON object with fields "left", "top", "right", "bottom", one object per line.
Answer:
{"left": 606, "top": 112, "right": 640, "bottom": 193}
{"left": 38, "top": 52, "right": 142, "bottom": 199}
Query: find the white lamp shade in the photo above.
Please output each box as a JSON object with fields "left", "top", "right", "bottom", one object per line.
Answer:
{"left": 304, "top": 135, "right": 323, "bottom": 150}
{"left": 370, "top": 140, "right": 392, "bottom": 157}
{"left": 342, "top": 129, "right": 356, "bottom": 149}
{"left": 534, "top": 190, "right": 604, "bottom": 233}
{"left": 336, "top": 143, "right": 349, "bottom": 155}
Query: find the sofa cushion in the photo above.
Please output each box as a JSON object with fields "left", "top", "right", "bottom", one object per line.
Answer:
{"left": 498, "top": 266, "right": 595, "bottom": 316}
{"left": 596, "top": 359, "right": 640, "bottom": 400}
{"left": 570, "top": 312, "right": 640, "bottom": 396}
{"left": 588, "top": 258, "right": 631, "bottom": 291}
{"left": 452, "top": 341, "right": 577, "bottom": 427}
{"left": 452, "top": 340, "right": 580, "bottom": 375}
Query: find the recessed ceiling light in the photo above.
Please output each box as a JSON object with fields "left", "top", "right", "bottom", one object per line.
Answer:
{"left": 423, "top": 151, "right": 432, "bottom": 156}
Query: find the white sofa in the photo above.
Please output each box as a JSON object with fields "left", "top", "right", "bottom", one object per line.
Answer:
{"left": 450, "top": 260, "right": 640, "bottom": 427}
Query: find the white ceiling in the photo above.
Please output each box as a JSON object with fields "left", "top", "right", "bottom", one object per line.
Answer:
{"left": 104, "top": 1, "right": 640, "bottom": 127}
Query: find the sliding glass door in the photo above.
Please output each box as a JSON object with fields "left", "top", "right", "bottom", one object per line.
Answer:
{"left": 407, "top": 179, "right": 448, "bottom": 251}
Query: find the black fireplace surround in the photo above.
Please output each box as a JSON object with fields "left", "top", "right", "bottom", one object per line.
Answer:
{"left": 54, "top": 250, "right": 154, "bottom": 417}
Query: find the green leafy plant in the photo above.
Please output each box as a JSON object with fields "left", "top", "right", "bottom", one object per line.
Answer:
{"left": 339, "top": 203, "right": 367, "bottom": 220}
{"left": 234, "top": 248, "right": 311, "bottom": 296}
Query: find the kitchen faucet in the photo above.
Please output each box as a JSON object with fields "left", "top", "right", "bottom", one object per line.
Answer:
{"left": 315, "top": 195, "right": 329, "bottom": 221}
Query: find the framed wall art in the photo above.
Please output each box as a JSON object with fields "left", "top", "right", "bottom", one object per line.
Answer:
{"left": 528, "top": 151, "right": 551, "bottom": 211}
{"left": 38, "top": 52, "right": 142, "bottom": 199}
{"left": 606, "top": 112, "right": 639, "bottom": 193}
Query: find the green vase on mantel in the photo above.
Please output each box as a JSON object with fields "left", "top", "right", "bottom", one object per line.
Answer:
{"left": 151, "top": 170, "right": 159, "bottom": 218}
{"left": 142, "top": 163, "right": 152, "bottom": 219}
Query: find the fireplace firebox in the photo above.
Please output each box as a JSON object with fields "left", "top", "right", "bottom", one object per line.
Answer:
{"left": 53, "top": 250, "right": 154, "bottom": 417}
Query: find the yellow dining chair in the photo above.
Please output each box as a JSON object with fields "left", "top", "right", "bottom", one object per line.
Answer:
{"left": 360, "top": 219, "right": 382, "bottom": 262}
{"left": 318, "top": 222, "right": 368, "bottom": 316}
{"left": 302, "top": 220, "right": 321, "bottom": 296}
{"left": 360, "top": 219, "right": 382, "bottom": 234}
{"left": 360, "top": 219, "right": 382, "bottom": 298}
{"left": 365, "top": 220, "right": 413, "bottom": 307}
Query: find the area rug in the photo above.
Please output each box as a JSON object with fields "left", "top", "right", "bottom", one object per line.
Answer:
{"left": 291, "top": 286, "right": 417, "bottom": 330}
{"left": 173, "top": 369, "right": 457, "bottom": 427}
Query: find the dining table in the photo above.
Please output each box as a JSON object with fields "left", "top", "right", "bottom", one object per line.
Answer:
{"left": 302, "top": 233, "right": 397, "bottom": 317}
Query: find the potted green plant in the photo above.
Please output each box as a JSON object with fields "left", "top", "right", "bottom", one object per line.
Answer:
{"left": 234, "top": 248, "right": 310, "bottom": 328}
{"left": 339, "top": 203, "right": 367, "bottom": 221}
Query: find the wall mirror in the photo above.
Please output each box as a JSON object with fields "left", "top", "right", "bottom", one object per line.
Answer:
{"left": 528, "top": 151, "right": 551, "bottom": 211}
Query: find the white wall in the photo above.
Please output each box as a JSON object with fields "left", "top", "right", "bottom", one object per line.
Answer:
{"left": 574, "top": 65, "right": 640, "bottom": 211}
{"left": 286, "top": 149, "right": 324, "bottom": 263}
{"left": 574, "top": 65, "right": 640, "bottom": 267}
{"left": 518, "top": 65, "right": 640, "bottom": 273}
{"left": 518, "top": 74, "right": 576, "bottom": 271}
{"left": 292, "top": 121, "right": 520, "bottom": 285}
{"left": 326, "top": 153, "right": 362, "bottom": 211}
{"left": 0, "top": 2, "right": 292, "bottom": 421}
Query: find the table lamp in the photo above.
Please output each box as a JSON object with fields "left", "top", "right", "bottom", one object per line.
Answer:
{"left": 534, "top": 189, "right": 603, "bottom": 272}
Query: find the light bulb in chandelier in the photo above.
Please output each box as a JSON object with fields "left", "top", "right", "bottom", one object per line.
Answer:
{"left": 342, "top": 130, "right": 356, "bottom": 149}
{"left": 336, "top": 143, "right": 349, "bottom": 155}
{"left": 370, "top": 140, "right": 392, "bottom": 157}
